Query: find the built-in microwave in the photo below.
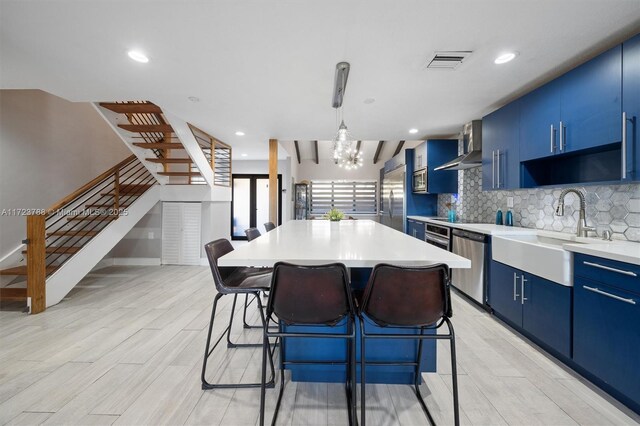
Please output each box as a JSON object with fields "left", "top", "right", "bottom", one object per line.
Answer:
{"left": 412, "top": 169, "right": 427, "bottom": 193}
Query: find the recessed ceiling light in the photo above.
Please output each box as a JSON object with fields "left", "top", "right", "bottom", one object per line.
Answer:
{"left": 409, "top": 128, "right": 419, "bottom": 134}
{"left": 127, "top": 50, "right": 149, "bottom": 63}
{"left": 241, "top": 153, "right": 248, "bottom": 157}
{"left": 494, "top": 52, "right": 518, "bottom": 65}
{"left": 188, "top": 96, "right": 200, "bottom": 102}
{"left": 235, "top": 131, "right": 245, "bottom": 136}
{"left": 363, "top": 98, "right": 376, "bottom": 104}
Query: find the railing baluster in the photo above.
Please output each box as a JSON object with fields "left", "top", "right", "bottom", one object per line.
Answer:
{"left": 114, "top": 169, "right": 120, "bottom": 213}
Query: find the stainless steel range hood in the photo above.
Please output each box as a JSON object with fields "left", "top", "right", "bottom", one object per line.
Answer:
{"left": 434, "top": 120, "right": 482, "bottom": 171}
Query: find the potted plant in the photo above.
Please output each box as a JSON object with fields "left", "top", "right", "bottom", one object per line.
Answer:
{"left": 324, "top": 208, "right": 345, "bottom": 222}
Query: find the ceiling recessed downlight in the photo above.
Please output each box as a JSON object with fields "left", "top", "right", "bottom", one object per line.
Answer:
{"left": 241, "top": 153, "right": 248, "bottom": 157}
{"left": 409, "top": 128, "right": 419, "bottom": 134}
{"left": 235, "top": 131, "right": 245, "bottom": 136}
{"left": 127, "top": 50, "right": 149, "bottom": 63}
{"left": 494, "top": 52, "right": 518, "bottom": 64}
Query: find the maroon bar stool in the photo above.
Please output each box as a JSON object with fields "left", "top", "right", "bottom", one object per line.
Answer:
{"left": 264, "top": 222, "right": 276, "bottom": 232}
{"left": 245, "top": 227, "right": 261, "bottom": 241}
{"left": 201, "top": 239, "right": 275, "bottom": 389}
{"left": 259, "top": 262, "right": 357, "bottom": 426}
{"left": 358, "top": 263, "right": 459, "bottom": 426}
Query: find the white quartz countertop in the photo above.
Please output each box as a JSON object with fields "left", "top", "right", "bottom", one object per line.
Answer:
{"left": 562, "top": 239, "right": 640, "bottom": 266}
{"left": 407, "top": 216, "right": 537, "bottom": 236}
{"left": 219, "top": 220, "right": 471, "bottom": 269}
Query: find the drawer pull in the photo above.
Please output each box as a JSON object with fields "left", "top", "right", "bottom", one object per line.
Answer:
{"left": 583, "top": 261, "right": 637, "bottom": 277}
{"left": 583, "top": 285, "right": 636, "bottom": 305}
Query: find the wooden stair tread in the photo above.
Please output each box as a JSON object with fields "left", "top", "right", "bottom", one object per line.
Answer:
{"left": 67, "top": 215, "right": 118, "bottom": 222}
{"left": 99, "top": 102, "right": 162, "bottom": 114}
{"left": 157, "top": 171, "right": 201, "bottom": 176}
{"left": 0, "top": 266, "right": 58, "bottom": 276}
{"left": 133, "top": 142, "right": 184, "bottom": 149}
{"left": 0, "top": 287, "right": 27, "bottom": 301}
{"left": 146, "top": 158, "right": 193, "bottom": 164}
{"left": 47, "top": 230, "right": 98, "bottom": 237}
{"left": 22, "top": 246, "right": 80, "bottom": 254}
{"left": 118, "top": 124, "right": 173, "bottom": 133}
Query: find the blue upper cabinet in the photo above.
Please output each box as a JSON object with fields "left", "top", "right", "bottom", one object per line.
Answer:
{"left": 425, "top": 139, "right": 458, "bottom": 194}
{"left": 560, "top": 45, "right": 622, "bottom": 154}
{"left": 519, "top": 79, "right": 562, "bottom": 161}
{"left": 520, "top": 45, "right": 622, "bottom": 162}
{"left": 482, "top": 99, "right": 521, "bottom": 191}
{"left": 623, "top": 33, "right": 640, "bottom": 181}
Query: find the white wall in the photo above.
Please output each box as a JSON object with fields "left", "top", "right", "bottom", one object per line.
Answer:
{"left": 0, "top": 90, "right": 131, "bottom": 259}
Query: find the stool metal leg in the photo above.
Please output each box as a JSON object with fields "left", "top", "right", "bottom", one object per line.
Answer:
{"left": 414, "top": 327, "right": 436, "bottom": 426}
{"left": 446, "top": 317, "right": 460, "bottom": 426}
{"left": 360, "top": 319, "right": 366, "bottom": 426}
{"left": 227, "top": 294, "right": 262, "bottom": 348}
{"left": 202, "top": 292, "right": 275, "bottom": 390}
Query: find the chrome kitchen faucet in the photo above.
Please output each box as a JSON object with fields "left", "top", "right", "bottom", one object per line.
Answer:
{"left": 555, "top": 188, "right": 596, "bottom": 237}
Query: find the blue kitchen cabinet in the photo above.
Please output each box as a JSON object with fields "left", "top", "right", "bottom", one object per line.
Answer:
{"left": 488, "top": 261, "right": 522, "bottom": 327}
{"left": 482, "top": 99, "right": 521, "bottom": 191}
{"left": 623, "top": 33, "right": 640, "bottom": 181}
{"left": 560, "top": 45, "right": 622, "bottom": 154}
{"left": 519, "top": 79, "right": 562, "bottom": 161}
{"left": 520, "top": 45, "right": 622, "bottom": 161}
{"left": 406, "top": 219, "right": 425, "bottom": 241}
{"left": 522, "top": 274, "right": 572, "bottom": 358}
{"left": 573, "top": 253, "right": 640, "bottom": 414}
{"left": 489, "top": 260, "right": 572, "bottom": 358}
{"left": 425, "top": 139, "right": 458, "bottom": 194}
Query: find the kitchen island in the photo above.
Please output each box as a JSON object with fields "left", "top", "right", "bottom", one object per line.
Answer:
{"left": 220, "top": 220, "right": 470, "bottom": 384}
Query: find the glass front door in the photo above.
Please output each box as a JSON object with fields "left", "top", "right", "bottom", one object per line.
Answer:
{"left": 231, "top": 174, "right": 281, "bottom": 240}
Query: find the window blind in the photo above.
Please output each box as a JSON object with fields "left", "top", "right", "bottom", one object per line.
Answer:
{"left": 309, "top": 181, "right": 378, "bottom": 215}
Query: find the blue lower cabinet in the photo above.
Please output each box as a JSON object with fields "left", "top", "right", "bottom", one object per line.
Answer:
{"left": 406, "top": 219, "right": 425, "bottom": 241}
{"left": 574, "top": 277, "right": 640, "bottom": 412}
{"left": 489, "top": 261, "right": 522, "bottom": 327}
{"left": 522, "top": 274, "right": 572, "bottom": 358}
{"left": 489, "top": 261, "right": 572, "bottom": 358}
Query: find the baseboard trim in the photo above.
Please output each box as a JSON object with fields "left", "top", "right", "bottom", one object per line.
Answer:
{"left": 112, "top": 257, "right": 161, "bottom": 266}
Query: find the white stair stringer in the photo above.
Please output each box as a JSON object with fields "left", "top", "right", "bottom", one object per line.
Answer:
{"left": 91, "top": 103, "right": 169, "bottom": 185}
{"left": 43, "top": 184, "right": 230, "bottom": 308}
{"left": 162, "top": 110, "right": 215, "bottom": 188}
{"left": 45, "top": 185, "right": 162, "bottom": 308}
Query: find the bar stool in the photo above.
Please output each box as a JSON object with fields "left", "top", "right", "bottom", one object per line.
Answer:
{"left": 264, "top": 222, "right": 276, "bottom": 232}
{"left": 259, "top": 262, "right": 357, "bottom": 426}
{"left": 245, "top": 227, "right": 261, "bottom": 241}
{"left": 201, "top": 239, "right": 275, "bottom": 390}
{"left": 358, "top": 263, "right": 459, "bottom": 426}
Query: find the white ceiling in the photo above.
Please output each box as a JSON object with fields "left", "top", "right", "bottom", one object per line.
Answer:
{"left": 1, "top": 1, "right": 639, "bottom": 161}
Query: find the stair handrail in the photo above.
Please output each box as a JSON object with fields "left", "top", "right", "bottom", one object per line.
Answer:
{"left": 188, "top": 123, "right": 232, "bottom": 186}
{"left": 46, "top": 154, "right": 136, "bottom": 214}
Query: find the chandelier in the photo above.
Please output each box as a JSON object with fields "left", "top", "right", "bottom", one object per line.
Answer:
{"left": 331, "top": 61, "right": 363, "bottom": 170}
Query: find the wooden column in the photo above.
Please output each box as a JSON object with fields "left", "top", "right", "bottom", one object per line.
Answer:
{"left": 26, "top": 214, "right": 46, "bottom": 314}
{"left": 269, "top": 139, "right": 278, "bottom": 224}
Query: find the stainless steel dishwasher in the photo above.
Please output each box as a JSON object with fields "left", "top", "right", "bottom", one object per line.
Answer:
{"left": 451, "top": 228, "right": 490, "bottom": 306}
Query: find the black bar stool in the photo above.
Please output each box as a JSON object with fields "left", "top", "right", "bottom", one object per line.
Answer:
{"left": 358, "top": 263, "right": 460, "bottom": 426}
{"left": 201, "top": 239, "right": 276, "bottom": 389}
{"left": 264, "top": 222, "right": 276, "bottom": 232}
{"left": 259, "top": 262, "right": 357, "bottom": 426}
{"left": 245, "top": 227, "right": 261, "bottom": 241}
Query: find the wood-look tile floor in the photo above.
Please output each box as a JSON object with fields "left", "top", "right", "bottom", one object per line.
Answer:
{"left": 1, "top": 265, "right": 638, "bottom": 426}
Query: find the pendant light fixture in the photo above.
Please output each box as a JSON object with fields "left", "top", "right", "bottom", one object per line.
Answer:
{"left": 331, "top": 61, "right": 363, "bottom": 169}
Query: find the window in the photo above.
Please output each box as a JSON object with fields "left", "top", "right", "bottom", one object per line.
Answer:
{"left": 309, "top": 181, "right": 378, "bottom": 215}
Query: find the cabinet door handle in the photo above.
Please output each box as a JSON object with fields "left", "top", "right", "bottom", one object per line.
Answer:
{"left": 492, "top": 150, "right": 496, "bottom": 189}
{"left": 521, "top": 275, "right": 528, "bottom": 305}
{"left": 550, "top": 124, "right": 555, "bottom": 153}
{"left": 622, "top": 112, "right": 626, "bottom": 179}
{"left": 583, "top": 261, "right": 637, "bottom": 277}
{"left": 559, "top": 121, "right": 565, "bottom": 151}
{"left": 583, "top": 285, "right": 636, "bottom": 305}
{"left": 496, "top": 150, "right": 501, "bottom": 189}
{"left": 513, "top": 272, "right": 520, "bottom": 301}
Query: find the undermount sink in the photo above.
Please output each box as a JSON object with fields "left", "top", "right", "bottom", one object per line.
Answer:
{"left": 492, "top": 233, "right": 584, "bottom": 286}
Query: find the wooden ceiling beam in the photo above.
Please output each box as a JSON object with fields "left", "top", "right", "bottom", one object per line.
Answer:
{"left": 393, "top": 140, "right": 405, "bottom": 157}
{"left": 373, "top": 141, "right": 385, "bottom": 164}
{"left": 313, "top": 140, "right": 319, "bottom": 164}
{"left": 294, "top": 140, "right": 301, "bottom": 164}
{"left": 355, "top": 140, "right": 361, "bottom": 155}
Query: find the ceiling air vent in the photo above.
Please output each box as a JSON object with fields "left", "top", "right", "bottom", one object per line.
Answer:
{"left": 426, "top": 51, "right": 472, "bottom": 69}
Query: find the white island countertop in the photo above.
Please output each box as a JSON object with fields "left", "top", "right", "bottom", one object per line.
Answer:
{"left": 219, "top": 220, "right": 471, "bottom": 269}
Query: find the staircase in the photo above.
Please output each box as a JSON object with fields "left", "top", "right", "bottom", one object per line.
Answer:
{"left": 0, "top": 155, "right": 158, "bottom": 313}
{"left": 98, "top": 102, "right": 230, "bottom": 186}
